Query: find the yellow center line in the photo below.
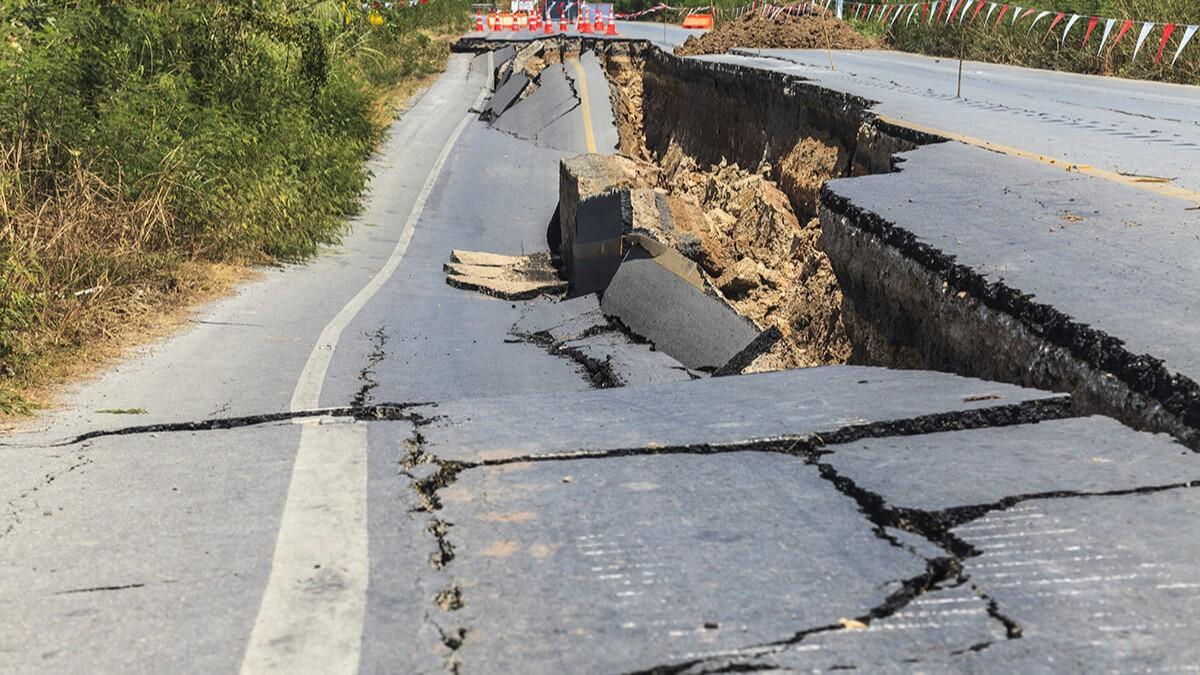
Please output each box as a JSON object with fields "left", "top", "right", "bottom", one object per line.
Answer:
{"left": 877, "top": 115, "right": 1200, "bottom": 206}
{"left": 568, "top": 57, "right": 598, "bottom": 154}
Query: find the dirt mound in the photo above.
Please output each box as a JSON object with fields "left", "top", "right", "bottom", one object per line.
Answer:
{"left": 635, "top": 143, "right": 851, "bottom": 369}
{"left": 674, "top": 14, "right": 879, "bottom": 56}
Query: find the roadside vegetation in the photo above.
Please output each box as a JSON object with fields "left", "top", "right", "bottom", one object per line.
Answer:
{"left": 861, "top": 0, "right": 1199, "bottom": 84}
{"left": 0, "top": 0, "right": 469, "bottom": 413}
{"left": 616, "top": 0, "right": 1197, "bottom": 83}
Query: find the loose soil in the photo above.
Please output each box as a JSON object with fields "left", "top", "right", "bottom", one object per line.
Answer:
{"left": 634, "top": 145, "right": 852, "bottom": 370}
{"left": 674, "top": 14, "right": 880, "bottom": 56}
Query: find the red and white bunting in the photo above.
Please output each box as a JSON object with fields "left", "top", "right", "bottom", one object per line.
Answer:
{"left": 1131, "top": 20, "right": 1155, "bottom": 61}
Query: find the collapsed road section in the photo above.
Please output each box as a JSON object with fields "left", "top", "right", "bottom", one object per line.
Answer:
{"left": 454, "top": 35, "right": 1200, "bottom": 449}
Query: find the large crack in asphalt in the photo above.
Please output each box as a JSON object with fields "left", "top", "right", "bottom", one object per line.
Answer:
{"left": 1, "top": 401, "right": 436, "bottom": 449}
{"left": 351, "top": 326, "right": 389, "bottom": 408}
{"left": 393, "top": 386, "right": 1200, "bottom": 673}
{"left": 401, "top": 394, "right": 1078, "bottom": 673}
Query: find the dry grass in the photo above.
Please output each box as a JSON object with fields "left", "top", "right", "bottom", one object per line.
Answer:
{"left": 0, "top": 71, "right": 444, "bottom": 417}
{"left": 0, "top": 142, "right": 250, "bottom": 414}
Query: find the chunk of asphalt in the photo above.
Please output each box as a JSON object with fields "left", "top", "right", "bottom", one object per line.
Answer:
{"left": 821, "top": 141, "right": 1200, "bottom": 443}
{"left": 441, "top": 452, "right": 934, "bottom": 673}
{"left": 491, "top": 65, "right": 581, "bottom": 147}
{"left": 512, "top": 295, "right": 608, "bottom": 342}
{"left": 571, "top": 190, "right": 632, "bottom": 296}
{"left": 601, "top": 251, "right": 759, "bottom": 371}
{"left": 950, "top": 489, "right": 1200, "bottom": 671}
{"left": 824, "top": 415, "right": 1200, "bottom": 513}
{"left": 558, "top": 332, "right": 693, "bottom": 387}
{"left": 410, "top": 366, "right": 1071, "bottom": 464}
{"left": 483, "top": 69, "right": 526, "bottom": 121}
{"left": 489, "top": 44, "right": 516, "bottom": 89}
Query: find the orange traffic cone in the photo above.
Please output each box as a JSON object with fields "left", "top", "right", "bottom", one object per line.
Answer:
{"left": 593, "top": 9, "right": 603, "bottom": 31}
{"left": 544, "top": 19, "right": 554, "bottom": 34}
{"left": 560, "top": 14, "right": 569, "bottom": 31}
{"left": 605, "top": 9, "right": 618, "bottom": 34}
{"left": 578, "top": 11, "right": 591, "bottom": 32}
{"left": 529, "top": 13, "right": 539, "bottom": 31}
{"left": 475, "top": 11, "right": 484, "bottom": 32}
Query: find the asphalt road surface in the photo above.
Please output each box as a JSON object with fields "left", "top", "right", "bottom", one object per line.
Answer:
{"left": 3, "top": 28, "right": 1200, "bottom": 674}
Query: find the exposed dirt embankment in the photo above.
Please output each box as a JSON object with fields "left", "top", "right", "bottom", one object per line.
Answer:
{"left": 675, "top": 14, "right": 880, "bottom": 56}
{"left": 595, "top": 43, "right": 914, "bottom": 370}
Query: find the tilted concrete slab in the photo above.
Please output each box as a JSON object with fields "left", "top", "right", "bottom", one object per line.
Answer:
{"left": 483, "top": 69, "right": 527, "bottom": 120}
{"left": 601, "top": 253, "right": 761, "bottom": 371}
{"left": 492, "top": 65, "right": 581, "bottom": 150}
{"left": 512, "top": 295, "right": 608, "bottom": 343}
{"left": 412, "top": 365, "right": 1070, "bottom": 463}
{"left": 822, "top": 141, "right": 1200, "bottom": 446}
{"left": 558, "top": 332, "right": 693, "bottom": 387}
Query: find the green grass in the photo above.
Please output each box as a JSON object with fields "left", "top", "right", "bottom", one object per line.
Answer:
{"left": 0, "top": 0, "right": 470, "bottom": 409}
{"left": 879, "top": 0, "right": 1200, "bottom": 84}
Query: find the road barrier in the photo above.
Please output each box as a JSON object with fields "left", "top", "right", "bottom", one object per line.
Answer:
{"left": 681, "top": 13, "right": 714, "bottom": 28}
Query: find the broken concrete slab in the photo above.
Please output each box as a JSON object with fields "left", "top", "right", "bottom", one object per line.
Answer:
{"left": 557, "top": 332, "right": 694, "bottom": 387}
{"left": 821, "top": 141, "right": 1200, "bottom": 446}
{"left": 825, "top": 416, "right": 1200, "bottom": 513}
{"left": 951, "top": 488, "right": 1200, "bottom": 671}
{"left": 511, "top": 295, "right": 693, "bottom": 388}
{"left": 601, "top": 251, "right": 760, "bottom": 371}
{"left": 483, "top": 69, "right": 527, "bottom": 121}
{"left": 491, "top": 65, "right": 581, "bottom": 150}
{"left": 444, "top": 249, "right": 566, "bottom": 300}
{"left": 512, "top": 295, "right": 608, "bottom": 343}
{"left": 411, "top": 366, "right": 1071, "bottom": 464}
{"left": 489, "top": 44, "right": 517, "bottom": 89}
{"left": 557, "top": 154, "right": 653, "bottom": 280}
{"left": 441, "top": 453, "right": 932, "bottom": 673}
{"left": 570, "top": 190, "right": 631, "bottom": 295}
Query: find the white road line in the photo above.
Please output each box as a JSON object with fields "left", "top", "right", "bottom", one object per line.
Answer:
{"left": 242, "top": 52, "right": 492, "bottom": 674}
{"left": 241, "top": 419, "right": 369, "bottom": 674}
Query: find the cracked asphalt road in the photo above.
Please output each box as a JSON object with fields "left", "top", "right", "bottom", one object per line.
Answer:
{"left": 3, "top": 31, "right": 1200, "bottom": 674}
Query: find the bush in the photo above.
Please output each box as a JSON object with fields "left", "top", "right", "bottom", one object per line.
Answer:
{"left": 0, "top": 0, "right": 469, "bottom": 409}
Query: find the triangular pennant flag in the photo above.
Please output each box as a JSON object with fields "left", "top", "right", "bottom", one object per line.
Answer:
{"left": 1043, "top": 11, "right": 1065, "bottom": 41}
{"left": 1084, "top": 15, "right": 1099, "bottom": 46}
{"left": 1061, "top": 14, "right": 1081, "bottom": 45}
{"left": 1011, "top": 6, "right": 1023, "bottom": 26}
{"left": 1017, "top": 7, "right": 1037, "bottom": 25}
{"left": 893, "top": 3, "right": 908, "bottom": 25}
{"left": 1131, "top": 21, "right": 1156, "bottom": 61}
{"left": 1174, "top": 25, "right": 1198, "bottom": 65}
{"left": 959, "top": 0, "right": 975, "bottom": 22}
{"left": 944, "top": 0, "right": 958, "bottom": 24}
{"left": 906, "top": 3, "right": 920, "bottom": 25}
{"left": 931, "top": 0, "right": 943, "bottom": 23}
{"left": 1110, "top": 18, "right": 1135, "bottom": 51}
{"left": 994, "top": 4, "right": 1010, "bottom": 26}
{"left": 1028, "top": 10, "right": 1051, "bottom": 34}
{"left": 985, "top": 2, "right": 998, "bottom": 24}
{"left": 1155, "top": 23, "right": 1176, "bottom": 64}
{"left": 1097, "top": 18, "right": 1115, "bottom": 53}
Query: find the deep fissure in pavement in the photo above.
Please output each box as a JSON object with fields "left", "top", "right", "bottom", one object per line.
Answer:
{"left": 455, "top": 36, "right": 1200, "bottom": 446}
{"left": 351, "top": 326, "right": 389, "bottom": 408}
{"left": 408, "top": 395, "right": 1085, "bottom": 672}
